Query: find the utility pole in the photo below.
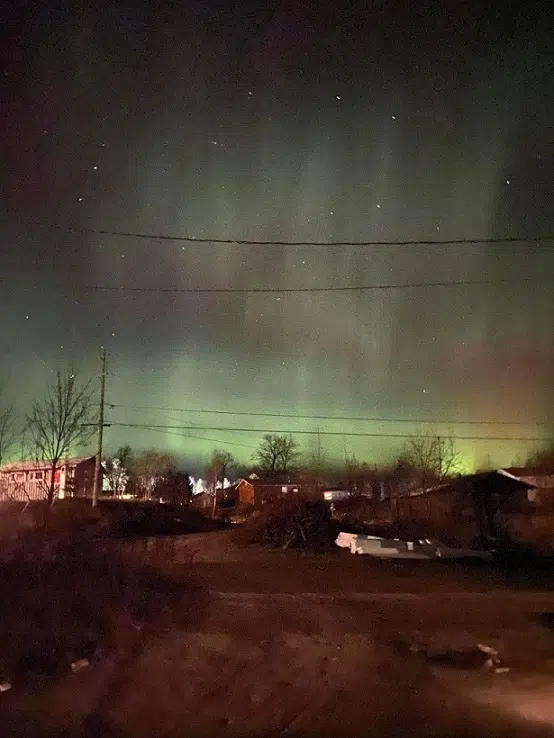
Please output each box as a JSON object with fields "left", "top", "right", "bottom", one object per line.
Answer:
{"left": 92, "top": 347, "right": 107, "bottom": 507}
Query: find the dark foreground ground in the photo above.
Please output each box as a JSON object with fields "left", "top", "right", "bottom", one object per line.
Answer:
{"left": 2, "top": 530, "right": 554, "bottom": 737}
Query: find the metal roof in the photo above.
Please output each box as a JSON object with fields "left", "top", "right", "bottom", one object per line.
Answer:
{"left": 0, "top": 456, "right": 95, "bottom": 473}
{"left": 402, "top": 470, "right": 535, "bottom": 499}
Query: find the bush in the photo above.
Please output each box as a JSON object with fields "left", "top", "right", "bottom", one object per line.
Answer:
{"left": 240, "top": 495, "right": 333, "bottom": 552}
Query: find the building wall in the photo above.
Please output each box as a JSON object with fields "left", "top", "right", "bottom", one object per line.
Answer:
{"left": 389, "top": 476, "right": 536, "bottom": 549}
{"left": 237, "top": 481, "right": 255, "bottom": 505}
{"left": 0, "top": 459, "right": 97, "bottom": 502}
{"left": 391, "top": 487, "right": 482, "bottom": 547}
{"left": 0, "top": 469, "right": 51, "bottom": 501}
{"left": 72, "top": 460, "right": 96, "bottom": 497}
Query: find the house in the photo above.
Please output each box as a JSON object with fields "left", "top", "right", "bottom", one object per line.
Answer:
{"left": 189, "top": 491, "right": 213, "bottom": 513}
{"left": 234, "top": 473, "right": 322, "bottom": 507}
{"left": 0, "top": 457, "right": 98, "bottom": 502}
{"left": 387, "top": 470, "right": 536, "bottom": 550}
{"left": 501, "top": 467, "right": 554, "bottom": 490}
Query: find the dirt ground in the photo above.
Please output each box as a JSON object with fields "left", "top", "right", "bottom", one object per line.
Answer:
{"left": 2, "top": 530, "right": 554, "bottom": 737}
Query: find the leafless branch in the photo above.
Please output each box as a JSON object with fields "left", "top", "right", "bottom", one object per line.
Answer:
{"left": 25, "top": 367, "right": 98, "bottom": 507}
{"left": 0, "top": 385, "right": 21, "bottom": 467}
{"left": 254, "top": 434, "right": 300, "bottom": 473}
{"left": 399, "top": 431, "right": 461, "bottom": 489}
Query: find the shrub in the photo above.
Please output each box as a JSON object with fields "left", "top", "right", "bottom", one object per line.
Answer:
{"left": 0, "top": 520, "right": 197, "bottom": 686}
{"left": 240, "top": 494, "right": 333, "bottom": 552}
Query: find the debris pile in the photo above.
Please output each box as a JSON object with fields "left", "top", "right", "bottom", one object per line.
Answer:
{"left": 335, "top": 532, "right": 493, "bottom": 559}
{"left": 393, "top": 635, "right": 510, "bottom": 674}
{"left": 243, "top": 496, "right": 333, "bottom": 552}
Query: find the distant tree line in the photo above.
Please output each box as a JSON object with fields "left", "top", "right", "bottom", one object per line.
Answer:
{"left": 2, "top": 366, "right": 554, "bottom": 519}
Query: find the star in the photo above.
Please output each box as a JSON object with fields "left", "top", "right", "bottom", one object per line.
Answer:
{"left": 336, "top": 95, "right": 341, "bottom": 100}
{"left": 506, "top": 179, "right": 510, "bottom": 184}
{"left": 391, "top": 115, "right": 397, "bottom": 120}
{"left": 78, "top": 197, "right": 83, "bottom": 202}
{"left": 25, "top": 314, "right": 29, "bottom": 320}
{"left": 93, "top": 165, "right": 98, "bottom": 170}
{"left": 248, "top": 90, "right": 252, "bottom": 96}
{"left": 376, "top": 203, "right": 381, "bottom": 208}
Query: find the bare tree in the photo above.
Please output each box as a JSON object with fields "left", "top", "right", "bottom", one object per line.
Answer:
{"left": 308, "top": 428, "right": 327, "bottom": 477}
{"left": 254, "top": 434, "right": 300, "bottom": 473}
{"left": 434, "top": 435, "right": 460, "bottom": 480}
{"left": 343, "top": 447, "right": 360, "bottom": 496}
{"left": 207, "top": 449, "right": 235, "bottom": 515}
{"left": 399, "top": 432, "right": 460, "bottom": 490}
{"left": 342, "top": 445, "right": 374, "bottom": 497}
{"left": 130, "top": 450, "right": 175, "bottom": 499}
{"left": 26, "top": 367, "right": 98, "bottom": 511}
{"left": 208, "top": 449, "right": 235, "bottom": 486}
{"left": 0, "top": 385, "right": 20, "bottom": 467}
{"left": 104, "top": 444, "right": 133, "bottom": 496}
{"left": 527, "top": 442, "right": 554, "bottom": 473}
{"left": 153, "top": 469, "right": 192, "bottom": 506}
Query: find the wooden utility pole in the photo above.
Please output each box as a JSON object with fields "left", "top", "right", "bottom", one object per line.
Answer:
{"left": 92, "top": 347, "right": 107, "bottom": 507}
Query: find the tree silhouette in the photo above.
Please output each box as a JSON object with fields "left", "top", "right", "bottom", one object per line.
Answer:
{"left": 254, "top": 434, "right": 300, "bottom": 473}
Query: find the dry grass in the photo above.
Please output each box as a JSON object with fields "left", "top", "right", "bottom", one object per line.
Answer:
{"left": 0, "top": 504, "right": 199, "bottom": 689}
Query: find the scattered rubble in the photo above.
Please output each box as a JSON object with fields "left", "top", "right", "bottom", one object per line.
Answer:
{"left": 70, "top": 658, "right": 90, "bottom": 673}
{"left": 335, "top": 532, "right": 493, "bottom": 559}
{"left": 336, "top": 532, "right": 427, "bottom": 557}
{"left": 393, "top": 636, "right": 508, "bottom": 672}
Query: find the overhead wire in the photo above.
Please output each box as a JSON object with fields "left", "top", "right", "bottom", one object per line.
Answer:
{"left": 6, "top": 274, "right": 554, "bottom": 294}
{"left": 111, "top": 421, "right": 551, "bottom": 442}
{"left": 128, "top": 424, "right": 258, "bottom": 450}
{"left": 18, "top": 223, "right": 554, "bottom": 248}
{"left": 108, "top": 403, "right": 552, "bottom": 427}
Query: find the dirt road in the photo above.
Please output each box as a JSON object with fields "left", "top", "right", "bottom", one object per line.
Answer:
{"left": 2, "top": 531, "right": 554, "bottom": 737}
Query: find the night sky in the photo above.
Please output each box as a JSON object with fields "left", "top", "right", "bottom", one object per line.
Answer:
{"left": 1, "top": 1, "right": 553, "bottom": 471}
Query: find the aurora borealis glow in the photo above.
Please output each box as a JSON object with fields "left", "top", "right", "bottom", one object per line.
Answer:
{"left": 1, "top": 1, "right": 553, "bottom": 471}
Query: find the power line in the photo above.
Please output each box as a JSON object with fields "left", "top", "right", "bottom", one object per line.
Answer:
{"left": 109, "top": 403, "right": 551, "bottom": 427}
{"left": 111, "top": 422, "right": 551, "bottom": 442}
{"left": 7, "top": 274, "right": 554, "bottom": 295}
{"left": 26, "top": 224, "right": 554, "bottom": 248}
{"left": 133, "top": 424, "right": 257, "bottom": 450}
